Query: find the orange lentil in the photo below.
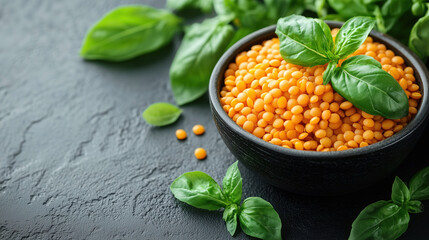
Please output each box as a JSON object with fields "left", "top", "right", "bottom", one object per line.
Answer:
{"left": 194, "top": 148, "right": 207, "bottom": 160}
{"left": 175, "top": 129, "right": 187, "bottom": 140}
{"left": 220, "top": 36, "right": 421, "bottom": 151}
{"left": 192, "top": 125, "right": 205, "bottom": 135}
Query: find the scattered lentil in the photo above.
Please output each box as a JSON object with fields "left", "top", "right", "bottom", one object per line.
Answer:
{"left": 175, "top": 129, "right": 187, "bottom": 140}
{"left": 194, "top": 148, "right": 207, "bottom": 160}
{"left": 192, "top": 124, "right": 205, "bottom": 135}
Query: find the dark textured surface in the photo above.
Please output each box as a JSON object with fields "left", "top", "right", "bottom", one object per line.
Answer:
{"left": 0, "top": 1, "right": 428, "bottom": 239}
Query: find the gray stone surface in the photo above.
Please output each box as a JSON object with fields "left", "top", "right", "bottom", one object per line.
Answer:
{"left": 0, "top": 0, "right": 428, "bottom": 239}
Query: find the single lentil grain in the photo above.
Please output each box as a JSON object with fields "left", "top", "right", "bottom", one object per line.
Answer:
{"left": 175, "top": 129, "right": 187, "bottom": 140}
{"left": 192, "top": 124, "right": 205, "bottom": 135}
{"left": 194, "top": 148, "right": 207, "bottom": 160}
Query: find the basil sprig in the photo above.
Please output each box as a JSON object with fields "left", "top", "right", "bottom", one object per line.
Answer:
{"left": 170, "top": 161, "right": 282, "bottom": 240}
{"left": 276, "top": 15, "right": 409, "bottom": 119}
{"left": 349, "top": 166, "right": 429, "bottom": 240}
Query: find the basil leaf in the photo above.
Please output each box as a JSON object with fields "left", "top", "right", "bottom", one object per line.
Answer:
{"left": 80, "top": 5, "right": 181, "bottom": 61}
{"left": 334, "top": 16, "right": 376, "bottom": 59}
{"left": 314, "top": 18, "right": 334, "bottom": 51}
{"left": 409, "top": 10, "right": 429, "bottom": 61}
{"left": 406, "top": 200, "right": 424, "bottom": 213}
{"left": 349, "top": 200, "right": 410, "bottom": 240}
{"left": 327, "top": 0, "right": 375, "bottom": 18}
{"left": 166, "top": 0, "right": 214, "bottom": 13}
{"left": 170, "top": 17, "right": 234, "bottom": 105}
{"left": 214, "top": 0, "right": 270, "bottom": 29}
{"left": 391, "top": 176, "right": 411, "bottom": 206}
{"left": 223, "top": 204, "right": 239, "bottom": 236}
{"left": 330, "top": 55, "right": 409, "bottom": 119}
{"left": 323, "top": 61, "right": 337, "bottom": 85}
{"left": 239, "top": 197, "right": 282, "bottom": 240}
{"left": 381, "top": 0, "right": 413, "bottom": 32}
{"left": 170, "top": 171, "right": 229, "bottom": 210}
{"left": 412, "top": 1, "right": 427, "bottom": 17}
{"left": 222, "top": 161, "right": 243, "bottom": 204}
{"left": 276, "top": 15, "right": 333, "bottom": 67}
{"left": 409, "top": 166, "right": 429, "bottom": 201}
{"left": 142, "top": 102, "right": 182, "bottom": 127}
{"left": 264, "top": 0, "right": 305, "bottom": 22}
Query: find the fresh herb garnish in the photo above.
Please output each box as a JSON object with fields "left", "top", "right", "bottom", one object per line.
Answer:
{"left": 80, "top": 5, "right": 182, "bottom": 61}
{"left": 142, "top": 102, "right": 182, "bottom": 127}
{"left": 170, "top": 161, "right": 282, "bottom": 239}
{"left": 276, "top": 15, "right": 409, "bottom": 119}
{"left": 349, "top": 166, "right": 429, "bottom": 240}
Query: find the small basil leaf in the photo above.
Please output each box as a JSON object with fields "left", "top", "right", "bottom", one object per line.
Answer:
{"left": 409, "top": 10, "right": 429, "bottom": 61}
{"left": 391, "top": 176, "right": 411, "bottom": 206}
{"left": 331, "top": 55, "right": 409, "bottom": 119}
{"left": 170, "top": 171, "right": 229, "bottom": 210}
{"left": 80, "top": 5, "right": 181, "bottom": 61}
{"left": 142, "top": 102, "right": 182, "bottom": 127}
{"left": 223, "top": 204, "right": 239, "bottom": 236}
{"left": 167, "top": 0, "right": 214, "bottom": 13}
{"left": 239, "top": 197, "right": 282, "bottom": 240}
{"left": 323, "top": 61, "right": 337, "bottom": 85}
{"left": 349, "top": 200, "right": 410, "bottom": 240}
{"left": 334, "top": 16, "right": 376, "bottom": 59}
{"left": 276, "top": 15, "right": 333, "bottom": 67}
{"left": 409, "top": 166, "right": 429, "bottom": 201}
{"left": 222, "top": 161, "right": 243, "bottom": 204}
{"left": 170, "top": 17, "right": 234, "bottom": 105}
{"left": 407, "top": 200, "right": 424, "bottom": 214}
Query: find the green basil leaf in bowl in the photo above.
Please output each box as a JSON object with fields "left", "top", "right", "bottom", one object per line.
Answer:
{"left": 276, "top": 15, "right": 334, "bottom": 67}
{"left": 330, "top": 55, "right": 409, "bottom": 119}
{"left": 80, "top": 5, "right": 182, "bottom": 61}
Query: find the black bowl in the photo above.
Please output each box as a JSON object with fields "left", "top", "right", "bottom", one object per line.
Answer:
{"left": 208, "top": 21, "right": 429, "bottom": 196}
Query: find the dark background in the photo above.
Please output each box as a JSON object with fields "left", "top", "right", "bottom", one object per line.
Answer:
{"left": 0, "top": 0, "right": 428, "bottom": 239}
